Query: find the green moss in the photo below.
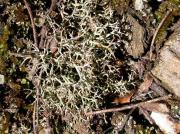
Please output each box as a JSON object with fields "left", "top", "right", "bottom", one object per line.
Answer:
{"left": 21, "top": 78, "right": 28, "bottom": 85}
{"left": 154, "top": 0, "right": 180, "bottom": 45}
{"left": 155, "top": 0, "right": 180, "bottom": 21}
{"left": 0, "top": 25, "right": 10, "bottom": 56}
{"left": 155, "top": 14, "right": 173, "bottom": 45}
{"left": 0, "top": 25, "right": 10, "bottom": 74}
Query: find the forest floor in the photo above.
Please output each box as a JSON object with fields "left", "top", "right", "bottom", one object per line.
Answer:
{"left": 0, "top": 0, "right": 180, "bottom": 133}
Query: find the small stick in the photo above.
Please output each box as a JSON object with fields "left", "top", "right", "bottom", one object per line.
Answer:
{"left": 33, "top": 104, "right": 37, "bottom": 134}
{"left": 149, "top": 10, "right": 171, "bottom": 60}
{"left": 85, "top": 95, "right": 171, "bottom": 116}
{"left": 23, "top": 0, "right": 38, "bottom": 47}
{"left": 138, "top": 106, "right": 154, "bottom": 124}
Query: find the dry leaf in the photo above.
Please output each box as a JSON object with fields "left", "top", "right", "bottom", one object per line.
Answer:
{"left": 151, "top": 112, "right": 180, "bottom": 134}
{"left": 138, "top": 74, "right": 153, "bottom": 93}
{"left": 112, "top": 91, "right": 135, "bottom": 104}
{"left": 141, "top": 102, "right": 169, "bottom": 113}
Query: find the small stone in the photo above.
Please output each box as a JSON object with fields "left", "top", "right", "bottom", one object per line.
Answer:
{"left": 151, "top": 28, "right": 180, "bottom": 97}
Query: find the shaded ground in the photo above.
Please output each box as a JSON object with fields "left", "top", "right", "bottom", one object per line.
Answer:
{"left": 0, "top": 0, "right": 180, "bottom": 133}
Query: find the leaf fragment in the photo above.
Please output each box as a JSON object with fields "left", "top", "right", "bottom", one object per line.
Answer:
{"left": 138, "top": 74, "right": 153, "bottom": 93}
{"left": 141, "top": 102, "right": 169, "bottom": 113}
{"left": 112, "top": 91, "right": 135, "bottom": 104}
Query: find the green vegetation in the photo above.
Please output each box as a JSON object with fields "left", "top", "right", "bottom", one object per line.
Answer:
{"left": 155, "top": 0, "right": 180, "bottom": 45}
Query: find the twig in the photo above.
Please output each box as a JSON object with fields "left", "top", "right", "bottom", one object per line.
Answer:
{"left": 138, "top": 106, "right": 154, "bottom": 124}
{"left": 33, "top": 104, "right": 37, "bottom": 134}
{"left": 149, "top": 10, "right": 171, "bottom": 60}
{"left": 23, "top": 1, "right": 39, "bottom": 133}
{"left": 32, "top": 69, "right": 42, "bottom": 134}
{"left": 23, "top": 0, "right": 38, "bottom": 47}
{"left": 85, "top": 95, "right": 171, "bottom": 116}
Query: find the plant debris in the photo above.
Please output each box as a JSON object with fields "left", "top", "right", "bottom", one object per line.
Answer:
{"left": 0, "top": 0, "right": 180, "bottom": 133}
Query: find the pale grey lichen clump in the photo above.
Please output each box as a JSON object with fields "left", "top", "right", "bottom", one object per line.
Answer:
{"left": 37, "top": 0, "right": 136, "bottom": 131}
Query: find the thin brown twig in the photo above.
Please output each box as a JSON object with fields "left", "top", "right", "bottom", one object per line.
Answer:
{"left": 23, "top": 0, "right": 38, "bottom": 47}
{"left": 23, "top": 1, "right": 39, "bottom": 133}
{"left": 32, "top": 69, "right": 42, "bottom": 134}
{"left": 33, "top": 104, "right": 37, "bottom": 134}
{"left": 149, "top": 10, "right": 171, "bottom": 60}
{"left": 85, "top": 94, "right": 171, "bottom": 116}
{"left": 138, "top": 106, "right": 154, "bottom": 124}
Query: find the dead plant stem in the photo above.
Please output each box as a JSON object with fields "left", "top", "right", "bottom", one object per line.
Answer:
{"left": 23, "top": 0, "right": 38, "bottom": 47}
{"left": 149, "top": 10, "right": 171, "bottom": 60}
{"left": 85, "top": 95, "right": 171, "bottom": 116}
{"left": 23, "top": 1, "right": 39, "bottom": 133}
